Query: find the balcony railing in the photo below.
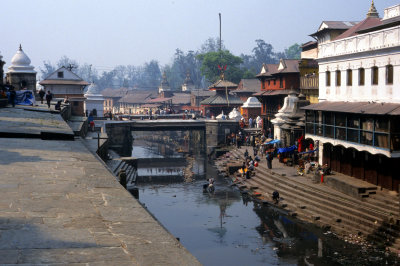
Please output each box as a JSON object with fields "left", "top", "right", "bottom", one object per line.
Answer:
{"left": 300, "top": 76, "right": 319, "bottom": 90}
{"left": 318, "top": 25, "right": 400, "bottom": 59}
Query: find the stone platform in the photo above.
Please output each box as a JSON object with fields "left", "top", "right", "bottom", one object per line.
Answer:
{"left": 0, "top": 105, "right": 200, "bottom": 265}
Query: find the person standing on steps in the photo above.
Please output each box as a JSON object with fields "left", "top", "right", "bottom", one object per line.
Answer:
{"left": 266, "top": 151, "right": 273, "bottom": 169}
{"left": 45, "top": 90, "right": 53, "bottom": 108}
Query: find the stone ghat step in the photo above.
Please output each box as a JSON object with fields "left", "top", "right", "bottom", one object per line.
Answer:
{"left": 251, "top": 169, "right": 392, "bottom": 227}
{"left": 250, "top": 172, "right": 383, "bottom": 228}
{"left": 229, "top": 149, "right": 399, "bottom": 218}
{"left": 244, "top": 177, "right": 383, "bottom": 238}
{"left": 225, "top": 151, "right": 396, "bottom": 228}
{"left": 222, "top": 154, "right": 400, "bottom": 250}
{"left": 256, "top": 163, "right": 399, "bottom": 217}
{"left": 244, "top": 177, "right": 397, "bottom": 247}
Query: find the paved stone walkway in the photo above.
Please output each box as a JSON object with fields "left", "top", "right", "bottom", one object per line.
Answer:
{"left": 0, "top": 106, "right": 200, "bottom": 265}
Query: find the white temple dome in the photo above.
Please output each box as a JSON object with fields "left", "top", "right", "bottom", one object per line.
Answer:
{"left": 7, "top": 45, "right": 36, "bottom": 74}
{"left": 242, "top": 97, "right": 261, "bottom": 108}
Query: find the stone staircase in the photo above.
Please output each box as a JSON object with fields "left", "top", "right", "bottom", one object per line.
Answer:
{"left": 107, "top": 158, "right": 137, "bottom": 186}
{"left": 215, "top": 148, "right": 400, "bottom": 252}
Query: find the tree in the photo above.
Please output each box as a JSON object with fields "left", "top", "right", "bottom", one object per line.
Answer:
{"left": 57, "top": 56, "right": 79, "bottom": 70}
{"left": 39, "top": 60, "right": 56, "bottom": 80}
{"left": 240, "top": 40, "right": 279, "bottom": 75}
{"left": 142, "top": 60, "right": 161, "bottom": 88}
{"left": 284, "top": 43, "right": 301, "bottom": 59}
{"left": 198, "top": 37, "right": 225, "bottom": 54}
{"left": 197, "top": 50, "right": 243, "bottom": 84}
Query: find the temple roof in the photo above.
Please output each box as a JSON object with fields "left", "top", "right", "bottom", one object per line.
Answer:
{"left": 200, "top": 93, "right": 243, "bottom": 105}
{"left": 209, "top": 79, "right": 238, "bottom": 90}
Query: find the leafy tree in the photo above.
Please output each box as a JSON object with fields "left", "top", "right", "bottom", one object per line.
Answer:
{"left": 252, "top": 39, "right": 276, "bottom": 66}
{"left": 240, "top": 39, "right": 280, "bottom": 75}
{"left": 197, "top": 50, "right": 243, "bottom": 84}
{"left": 284, "top": 43, "right": 301, "bottom": 59}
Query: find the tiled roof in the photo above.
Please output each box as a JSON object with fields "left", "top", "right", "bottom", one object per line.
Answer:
{"left": 302, "top": 101, "right": 400, "bottom": 115}
{"left": 257, "top": 59, "right": 299, "bottom": 77}
{"left": 191, "top": 89, "right": 215, "bottom": 97}
{"left": 309, "top": 21, "right": 359, "bottom": 37}
{"left": 171, "top": 93, "right": 191, "bottom": 105}
{"left": 118, "top": 92, "right": 152, "bottom": 104}
{"left": 334, "top": 17, "right": 382, "bottom": 41}
{"left": 40, "top": 80, "right": 89, "bottom": 86}
{"left": 146, "top": 97, "right": 172, "bottom": 103}
{"left": 357, "top": 16, "right": 400, "bottom": 34}
{"left": 101, "top": 87, "right": 130, "bottom": 97}
{"left": 200, "top": 94, "right": 243, "bottom": 105}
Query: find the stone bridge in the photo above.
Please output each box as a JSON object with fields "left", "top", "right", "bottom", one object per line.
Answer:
{"left": 104, "top": 119, "right": 240, "bottom": 156}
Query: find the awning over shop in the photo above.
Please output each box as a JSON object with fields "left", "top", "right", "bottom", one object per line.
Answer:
{"left": 301, "top": 101, "right": 400, "bottom": 115}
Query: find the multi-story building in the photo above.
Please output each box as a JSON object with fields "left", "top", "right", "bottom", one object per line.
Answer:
{"left": 304, "top": 2, "right": 400, "bottom": 191}
{"left": 299, "top": 42, "right": 319, "bottom": 104}
{"left": 102, "top": 87, "right": 130, "bottom": 114}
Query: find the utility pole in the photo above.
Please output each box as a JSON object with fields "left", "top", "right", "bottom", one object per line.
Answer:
{"left": 219, "top": 13, "right": 222, "bottom": 52}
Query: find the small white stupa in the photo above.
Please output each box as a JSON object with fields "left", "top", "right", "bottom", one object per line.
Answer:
{"left": 228, "top": 108, "right": 242, "bottom": 121}
{"left": 84, "top": 83, "right": 104, "bottom": 117}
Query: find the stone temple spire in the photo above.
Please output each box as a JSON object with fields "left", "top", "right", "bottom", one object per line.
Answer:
{"left": 367, "top": 0, "right": 379, "bottom": 18}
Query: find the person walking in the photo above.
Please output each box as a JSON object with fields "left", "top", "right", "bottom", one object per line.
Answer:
{"left": 38, "top": 89, "right": 45, "bottom": 104}
{"left": 45, "top": 91, "right": 53, "bottom": 108}
{"left": 266, "top": 151, "right": 273, "bottom": 169}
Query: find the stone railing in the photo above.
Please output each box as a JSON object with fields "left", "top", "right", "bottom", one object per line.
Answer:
{"left": 318, "top": 25, "right": 400, "bottom": 59}
{"left": 300, "top": 76, "right": 319, "bottom": 90}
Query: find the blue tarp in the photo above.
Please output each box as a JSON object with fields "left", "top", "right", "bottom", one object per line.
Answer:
{"left": 7, "top": 90, "right": 35, "bottom": 106}
{"left": 277, "top": 145, "right": 297, "bottom": 154}
{"left": 264, "top": 139, "right": 281, "bottom": 145}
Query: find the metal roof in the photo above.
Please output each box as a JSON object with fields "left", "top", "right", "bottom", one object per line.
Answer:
{"left": 302, "top": 101, "right": 400, "bottom": 115}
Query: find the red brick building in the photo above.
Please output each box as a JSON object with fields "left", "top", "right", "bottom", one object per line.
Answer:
{"left": 255, "top": 59, "right": 300, "bottom": 131}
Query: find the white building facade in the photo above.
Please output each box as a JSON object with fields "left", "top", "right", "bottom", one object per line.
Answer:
{"left": 304, "top": 3, "right": 400, "bottom": 191}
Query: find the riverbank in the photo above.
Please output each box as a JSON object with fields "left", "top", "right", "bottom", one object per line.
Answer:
{"left": 215, "top": 145, "right": 400, "bottom": 255}
{"left": 0, "top": 105, "right": 200, "bottom": 265}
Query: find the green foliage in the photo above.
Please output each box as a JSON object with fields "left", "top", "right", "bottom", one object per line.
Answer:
{"left": 197, "top": 50, "right": 243, "bottom": 84}
{"left": 39, "top": 38, "right": 303, "bottom": 91}
{"left": 284, "top": 43, "right": 301, "bottom": 59}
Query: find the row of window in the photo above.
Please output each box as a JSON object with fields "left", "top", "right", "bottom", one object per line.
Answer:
{"left": 305, "top": 110, "right": 400, "bottom": 151}
{"left": 326, "top": 65, "right": 393, "bottom": 87}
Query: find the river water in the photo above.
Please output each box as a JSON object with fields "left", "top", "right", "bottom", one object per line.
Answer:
{"left": 123, "top": 131, "right": 396, "bottom": 266}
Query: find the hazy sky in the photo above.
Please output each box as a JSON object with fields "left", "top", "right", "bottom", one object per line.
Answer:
{"left": 1, "top": 0, "right": 398, "bottom": 74}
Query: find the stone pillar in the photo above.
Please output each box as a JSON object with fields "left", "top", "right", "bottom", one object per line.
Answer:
{"left": 318, "top": 140, "right": 323, "bottom": 165}
{"left": 105, "top": 122, "right": 133, "bottom": 157}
